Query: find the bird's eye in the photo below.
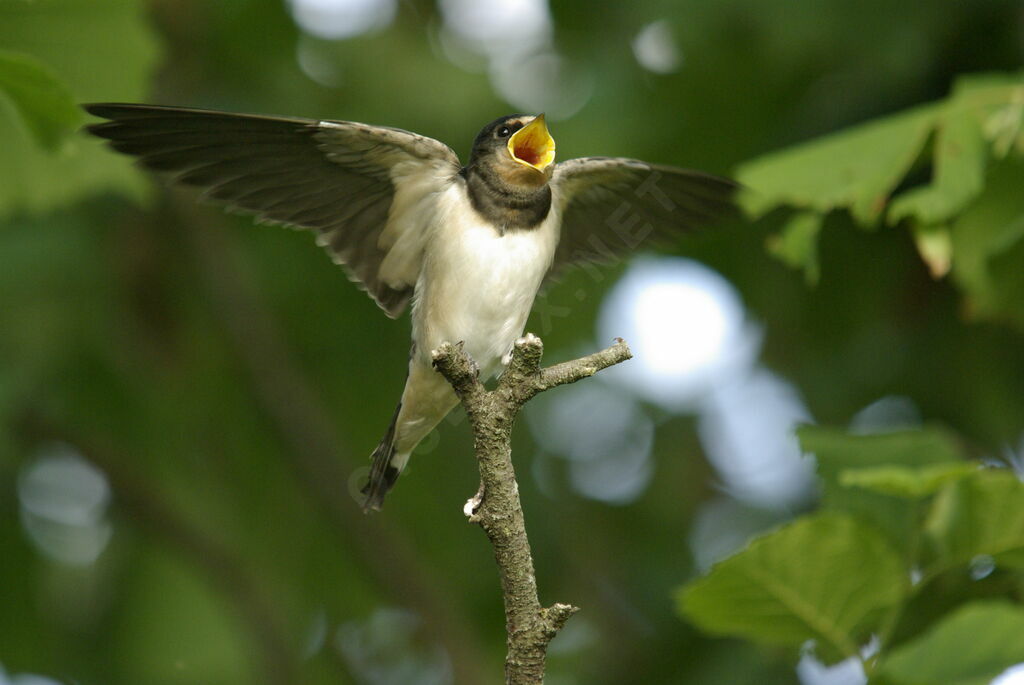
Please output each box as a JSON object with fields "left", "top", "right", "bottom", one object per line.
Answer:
{"left": 497, "top": 126, "right": 511, "bottom": 138}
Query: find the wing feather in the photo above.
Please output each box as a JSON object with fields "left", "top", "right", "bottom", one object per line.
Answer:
{"left": 84, "top": 103, "right": 460, "bottom": 317}
{"left": 549, "top": 156, "right": 739, "bottom": 280}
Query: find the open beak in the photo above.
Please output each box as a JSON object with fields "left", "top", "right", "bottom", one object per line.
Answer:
{"left": 508, "top": 114, "right": 556, "bottom": 172}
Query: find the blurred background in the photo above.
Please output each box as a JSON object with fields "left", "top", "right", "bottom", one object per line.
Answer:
{"left": 1, "top": 1, "right": 1023, "bottom": 683}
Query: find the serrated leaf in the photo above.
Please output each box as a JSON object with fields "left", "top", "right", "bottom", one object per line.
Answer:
{"left": 0, "top": 50, "right": 81, "bottom": 150}
{"left": 925, "top": 470, "right": 1024, "bottom": 571}
{"left": 0, "top": 0, "right": 159, "bottom": 218}
{"left": 838, "top": 463, "right": 977, "bottom": 498}
{"left": 677, "top": 513, "right": 907, "bottom": 663}
{"left": 879, "top": 601, "right": 1024, "bottom": 685}
{"left": 738, "top": 103, "right": 940, "bottom": 224}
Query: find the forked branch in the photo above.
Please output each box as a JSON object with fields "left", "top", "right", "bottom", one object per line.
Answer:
{"left": 431, "top": 334, "right": 632, "bottom": 684}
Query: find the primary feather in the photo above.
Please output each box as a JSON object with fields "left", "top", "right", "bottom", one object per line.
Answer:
{"left": 84, "top": 103, "right": 459, "bottom": 318}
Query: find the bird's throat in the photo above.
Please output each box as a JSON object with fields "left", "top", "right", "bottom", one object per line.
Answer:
{"left": 463, "top": 163, "right": 552, "bottom": 232}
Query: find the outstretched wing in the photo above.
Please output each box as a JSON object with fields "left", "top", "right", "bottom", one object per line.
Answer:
{"left": 84, "top": 103, "right": 461, "bottom": 318}
{"left": 548, "top": 156, "right": 739, "bottom": 280}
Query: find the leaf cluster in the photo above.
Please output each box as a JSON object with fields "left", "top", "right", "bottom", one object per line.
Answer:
{"left": 740, "top": 73, "right": 1024, "bottom": 332}
{"left": 679, "top": 425, "right": 1024, "bottom": 684}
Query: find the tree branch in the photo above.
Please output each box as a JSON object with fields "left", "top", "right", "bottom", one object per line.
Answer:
{"left": 432, "top": 334, "right": 632, "bottom": 684}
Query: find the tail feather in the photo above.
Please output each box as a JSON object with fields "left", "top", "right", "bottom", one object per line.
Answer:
{"left": 361, "top": 402, "right": 403, "bottom": 512}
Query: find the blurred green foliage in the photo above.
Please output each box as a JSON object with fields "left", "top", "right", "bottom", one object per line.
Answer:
{"left": 0, "top": 0, "right": 156, "bottom": 214}
{"left": 1, "top": 1, "right": 1023, "bottom": 684}
{"left": 878, "top": 602, "right": 1024, "bottom": 685}
{"left": 0, "top": 50, "right": 81, "bottom": 151}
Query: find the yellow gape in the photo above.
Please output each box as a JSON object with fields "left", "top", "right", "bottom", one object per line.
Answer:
{"left": 508, "top": 114, "right": 556, "bottom": 171}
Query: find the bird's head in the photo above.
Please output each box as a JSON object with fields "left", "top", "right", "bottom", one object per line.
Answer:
{"left": 468, "top": 114, "right": 556, "bottom": 187}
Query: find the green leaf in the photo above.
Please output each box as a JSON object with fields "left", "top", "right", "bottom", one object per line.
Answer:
{"left": 888, "top": 89, "right": 989, "bottom": 280}
{"left": 738, "top": 103, "right": 940, "bottom": 224}
{"left": 799, "top": 425, "right": 963, "bottom": 550}
{"left": 739, "top": 73, "right": 1024, "bottom": 283}
{"left": 879, "top": 601, "right": 1024, "bottom": 685}
{"left": 800, "top": 425, "right": 964, "bottom": 475}
{"left": 838, "top": 463, "right": 978, "bottom": 499}
{"left": 925, "top": 469, "right": 1024, "bottom": 571}
{"left": 800, "top": 425, "right": 964, "bottom": 481}
{"left": 677, "top": 513, "right": 907, "bottom": 663}
{"left": 0, "top": 0, "right": 159, "bottom": 218}
{"left": 966, "top": 73, "right": 1024, "bottom": 157}
{"left": 0, "top": 50, "right": 81, "bottom": 150}
{"left": 888, "top": 96, "right": 987, "bottom": 227}
{"left": 948, "top": 157, "right": 1024, "bottom": 326}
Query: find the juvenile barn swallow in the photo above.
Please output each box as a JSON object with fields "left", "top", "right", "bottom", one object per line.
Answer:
{"left": 84, "top": 104, "right": 737, "bottom": 510}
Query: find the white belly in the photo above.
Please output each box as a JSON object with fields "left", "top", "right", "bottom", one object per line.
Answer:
{"left": 412, "top": 184, "right": 559, "bottom": 376}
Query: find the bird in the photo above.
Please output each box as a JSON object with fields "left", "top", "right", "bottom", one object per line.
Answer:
{"left": 83, "top": 103, "right": 738, "bottom": 511}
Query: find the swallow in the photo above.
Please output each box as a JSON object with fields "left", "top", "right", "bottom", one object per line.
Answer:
{"left": 83, "top": 103, "right": 738, "bottom": 510}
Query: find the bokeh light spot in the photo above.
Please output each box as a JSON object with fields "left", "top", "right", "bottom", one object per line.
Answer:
{"left": 527, "top": 382, "right": 654, "bottom": 504}
{"left": 598, "top": 256, "right": 759, "bottom": 409}
{"left": 992, "top": 663, "right": 1024, "bottom": 685}
{"left": 0, "top": 665, "right": 67, "bottom": 685}
{"left": 17, "top": 445, "right": 112, "bottom": 566}
{"left": 490, "top": 51, "right": 594, "bottom": 121}
{"left": 796, "top": 653, "right": 866, "bottom": 685}
{"left": 439, "top": 0, "right": 551, "bottom": 58}
{"left": 597, "top": 256, "right": 812, "bottom": 510}
{"left": 849, "top": 395, "right": 922, "bottom": 434}
{"left": 336, "top": 608, "right": 452, "bottom": 685}
{"left": 632, "top": 20, "right": 682, "bottom": 74}
{"left": 698, "top": 368, "right": 815, "bottom": 509}
{"left": 288, "top": 0, "right": 396, "bottom": 40}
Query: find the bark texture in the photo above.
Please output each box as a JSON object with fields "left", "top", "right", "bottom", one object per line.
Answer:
{"left": 431, "top": 333, "right": 632, "bottom": 684}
